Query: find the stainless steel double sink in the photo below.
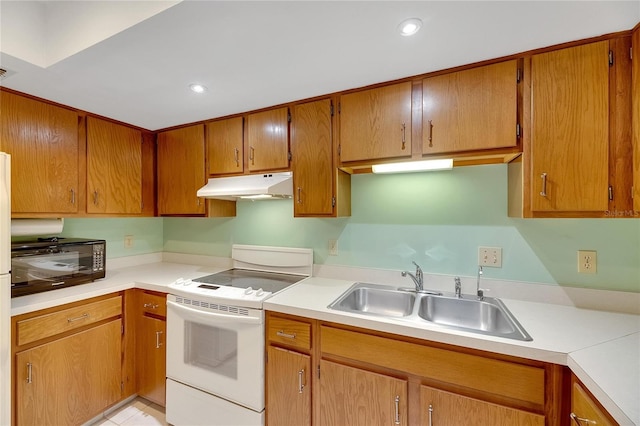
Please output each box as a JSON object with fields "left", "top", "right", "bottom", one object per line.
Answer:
{"left": 327, "top": 283, "right": 532, "bottom": 341}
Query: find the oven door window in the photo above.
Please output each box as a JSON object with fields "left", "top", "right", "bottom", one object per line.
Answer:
{"left": 185, "top": 322, "right": 237, "bottom": 379}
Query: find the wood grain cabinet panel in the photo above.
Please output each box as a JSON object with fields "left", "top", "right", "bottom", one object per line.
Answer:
{"left": 86, "top": 116, "right": 142, "bottom": 214}
{"left": 267, "top": 346, "right": 311, "bottom": 426}
{"left": 633, "top": 26, "right": 640, "bottom": 212}
{"left": 420, "top": 385, "right": 545, "bottom": 426}
{"left": 0, "top": 91, "right": 80, "bottom": 214}
{"left": 530, "top": 41, "right": 610, "bottom": 213}
{"left": 318, "top": 359, "right": 408, "bottom": 426}
{"left": 15, "top": 320, "right": 122, "bottom": 426}
{"left": 570, "top": 377, "right": 616, "bottom": 426}
{"left": 247, "top": 107, "right": 290, "bottom": 172}
{"left": 157, "top": 124, "right": 206, "bottom": 215}
{"left": 136, "top": 314, "right": 166, "bottom": 407}
{"left": 291, "top": 99, "right": 334, "bottom": 216}
{"left": 267, "top": 316, "right": 312, "bottom": 350}
{"left": 339, "top": 82, "right": 412, "bottom": 163}
{"left": 422, "top": 60, "right": 518, "bottom": 154}
{"left": 207, "top": 116, "right": 244, "bottom": 175}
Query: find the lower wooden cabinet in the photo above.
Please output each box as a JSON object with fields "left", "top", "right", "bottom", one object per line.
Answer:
{"left": 570, "top": 375, "right": 616, "bottom": 426}
{"left": 266, "top": 346, "right": 311, "bottom": 426}
{"left": 135, "top": 290, "right": 167, "bottom": 407}
{"left": 12, "top": 294, "right": 124, "bottom": 426}
{"left": 420, "top": 385, "right": 544, "bottom": 426}
{"left": 318, "top": 360, "right": 408, "bottom": 426}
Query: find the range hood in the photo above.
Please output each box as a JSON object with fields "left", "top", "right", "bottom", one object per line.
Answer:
{"left": 197, "top": 172, "right": 293, "bottom": 200}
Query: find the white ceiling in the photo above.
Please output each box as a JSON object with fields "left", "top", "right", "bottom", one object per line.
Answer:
{"left": 1, "top": 1, "right": 639, "bottom": 131}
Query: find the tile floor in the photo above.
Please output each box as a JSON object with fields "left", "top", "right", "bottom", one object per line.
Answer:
{"left": 90, "top": 397, "right": 167, "bottom": 426}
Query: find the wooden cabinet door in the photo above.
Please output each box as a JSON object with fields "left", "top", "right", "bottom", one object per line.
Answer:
{"left": 207, "top": 116, "right": 244, "bottom": 175}
{"left": 319, "top": 359, "right": 408, "bottom": 426}
{"left": 420, "top": 385, "right": 544, "bottom": 426}
{"left": 137, "top": 315, "right": 166, "bottom": 407}
{"left": 0, "top": 91, "right": 79, "bottom": 214}
{"left": 570, "top": 380, "right": 615, "bottom": 426}
{"left": 86, "top": 116, "right": 142, "bottom": 214}
{"left": 247, "top": 107, "right": 290, "bottom": 172}
{"left": 423, "top": 60, "right": 518, "bottom": 154}
{"left": 267, "top": 346, "right": 311, "bottom": 426}
{"left": 15, "top": 320, "right": 122, "bottom": 426}
{"left": 339, "top": 82, "right": 412, "bottom": 163}
{"left": 633, "top": 27, "right": 640, "bottom": 212}
{"left": 157, "top": 124, "right": 206, "bottom": 215}
{"left": 291, "top": 99, "right": 334, "bottom": 216}
{"left": 531, "top": 41, "right": 610, "bottom": 212}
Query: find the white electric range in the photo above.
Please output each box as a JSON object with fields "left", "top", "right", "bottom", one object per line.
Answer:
{"left": 165, "top": 244, "right": 313, "bottom": 426}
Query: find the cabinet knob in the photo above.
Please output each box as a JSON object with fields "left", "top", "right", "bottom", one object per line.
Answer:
{"left": 570, "top": 412, "right": 596, "bottom": 425}
{"left": 540, "top": 173, "right": 548, "bottom": 197}
{"left": 401, "top": 123, "right": 407, "bottom": 150}
{"left": 427, "top": 120, "right": 434, "bottom": 147}
{"left": 298, "top": 369, "right": 305, "bottom": 393}
{"left": 394, "top": 395, "right": 401, "bottom": 425}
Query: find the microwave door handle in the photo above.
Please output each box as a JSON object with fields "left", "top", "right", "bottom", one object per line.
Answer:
{"left": 167, "top": 300, "right": 262, "bottom": 325}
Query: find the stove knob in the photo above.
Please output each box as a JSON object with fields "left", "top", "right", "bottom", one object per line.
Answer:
{"left": 183, "top": 279, "right": 193, "bottom": 287}
{"left": 175, "top": 278, "right": 184, "bottom": 285}
{"left": 255, "top": 288, "right": 265, "bottom": 297}
{"left": 244, "top": 287, "right": 254, "bottom": 295}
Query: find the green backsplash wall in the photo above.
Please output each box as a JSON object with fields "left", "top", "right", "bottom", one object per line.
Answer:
{"left": 163, "top": 164, "right": 640, "bottom": 292}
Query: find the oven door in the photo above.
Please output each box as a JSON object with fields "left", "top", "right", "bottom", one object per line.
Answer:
{"left": 166, "top": 297, "right": 265, "bottom": 412}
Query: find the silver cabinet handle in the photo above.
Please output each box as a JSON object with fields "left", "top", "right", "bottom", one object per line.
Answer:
{"left": 427, "top": 120, "right": 433, "bottom": 147}
{"left": 276, "top": 330, "right": 296, "bottom": 339}
{"left": 570, "top": 413, "right": 597, "bottom": 425}
{"left": 26, "top": 362, "right": 33, "bottom": 384}
{"left": 540, "top": 173, "right": 548, "bottom": 197}
{"left": 144, "top": 303, "right": 159, "bottom": 310}
{"left": 394, "top": 395, "right": 401, "bottom": 425}
{"left": 155, "top": 331, "right": 163, "bottom": 349}
{"left": 249, "top": 146, "right": 255, "bottom": 164}
{"left": 297, "top": 187, "right": 302, "bottom": 204}
{"left": 234, "top": 147, "right": 239, "bottom": 166}
{"left": 70, "top": 188, "right": 76, "bottom": 205}
{"left": 67, "top": 313, "right": 89, "bottom": 323}
{"left": 93, "top": 190, "right": 99, "bottom": 206}
{"left": 197, "top": 198, "right": 201, "bottom": 206}
{"left": 401, "top": 123, "right": 406, "bottom": 150}
{"left": 298, "top": 369, "right": 305, "bottom": 393}
{"left": 428, "top": 404, "right": 433, "bottom": 426}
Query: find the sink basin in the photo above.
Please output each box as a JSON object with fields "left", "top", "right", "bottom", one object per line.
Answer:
{"left": 417, "top": 295, "right": 532, "bottom": 341}
{"left": 328, "top": 284, "right": 416, "bottom": 317}
{"left": 328, "top": 283, "right": 532, "bottom": 341}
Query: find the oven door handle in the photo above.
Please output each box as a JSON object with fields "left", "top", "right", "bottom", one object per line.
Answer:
{"left": 167, "top": 300, "right": 262, "bottom": 325}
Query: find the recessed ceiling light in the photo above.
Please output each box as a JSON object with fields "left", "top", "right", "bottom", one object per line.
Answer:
{"left": 189, "top": 83, "right": 207, "bottom": 93}
{"left": 398, "top": 18, "right": 422, "bottom": 37}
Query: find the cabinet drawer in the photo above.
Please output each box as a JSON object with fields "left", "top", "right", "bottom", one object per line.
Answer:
{"left": 17, "top": 296, "right": 122, "bottom": 346}
{"left": 268, "top": 316, "right": 311, "bottom": 350}
{"left": 571, "top": 380, "right": 615, "bottom": 426}
{"left": 140, "top": 291, "right": 167, "bottom": 317}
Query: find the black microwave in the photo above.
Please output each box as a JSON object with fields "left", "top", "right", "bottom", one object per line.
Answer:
{"left": 11, "top": 238, "right": 106, "bottom": 298}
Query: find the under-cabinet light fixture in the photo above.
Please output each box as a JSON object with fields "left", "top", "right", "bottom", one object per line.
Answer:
{"left": 372, "top": 159, "right": 453, "bottom": 174}
{"left": 238, "top": 194, "right": 275, "bottom": 200}
{"left": 397, "top": 18, "right": 422, "bottom": 37}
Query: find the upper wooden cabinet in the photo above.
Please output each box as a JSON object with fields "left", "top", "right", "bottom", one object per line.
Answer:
{"left": 246, "top": 107, "right": 290, "bottom": 172}
{"left": 157, "top": 124, "right": 206, "bottom": 215}
{"left": 207, "top": 116, "right": 244, "bottom": 175}
{"left": 422, "top": 60, "right": 519, "bottom": 155}
{"left": 633, "top": 26, "right": 640, "bottom": 213}
{"left": 530, "top": 41, "right": 610, "bottom": 213}
{"left": 86, "top": 116, "right": 142, "bottom": 214}
{"left": 0, "top": 91, "right": 80, "bottom": 215}
{"left": 291, "top": 99, "right": 342, "bottom": 217}
{"left": 338, "top": 82, "right": 412, "bottom": 163}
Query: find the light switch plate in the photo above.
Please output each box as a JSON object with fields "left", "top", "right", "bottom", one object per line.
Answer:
{"left": 478, "top": 247, "right": 502, "bottom": 268}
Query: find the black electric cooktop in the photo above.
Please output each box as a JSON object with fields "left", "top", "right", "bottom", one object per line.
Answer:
{"left": 192, "top": 269, "right": 305, "bottom": 294}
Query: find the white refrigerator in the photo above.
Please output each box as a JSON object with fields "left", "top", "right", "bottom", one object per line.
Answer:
{"left": 0, "top": 152, "right": 11, "bottom": 426}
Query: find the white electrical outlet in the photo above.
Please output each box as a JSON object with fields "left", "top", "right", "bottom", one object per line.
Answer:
{"left": 478, "top": 246, "right": 502, "bottom": 267}
{"left": 124, "top": 235, "right": 134, "bottom": 249}
{"left": 328, "top": 239, "right": 338, "bottom": 256}
{"left": 577, "top": 250, "right": 597, "bottom": 274}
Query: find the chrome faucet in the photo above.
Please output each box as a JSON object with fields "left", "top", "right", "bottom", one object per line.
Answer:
{"left": 477, "top": 266, "right": 484, "bottom": 300}
{"left": 454, "top": 277, "right": 462, "bottom": 298}
{"left": 401, "top": 261, "right": 424, "bottom": 292}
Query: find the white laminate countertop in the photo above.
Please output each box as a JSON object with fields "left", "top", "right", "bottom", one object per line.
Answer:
{"left": 10, "top": 260, "right": 640, "bottom": 425}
